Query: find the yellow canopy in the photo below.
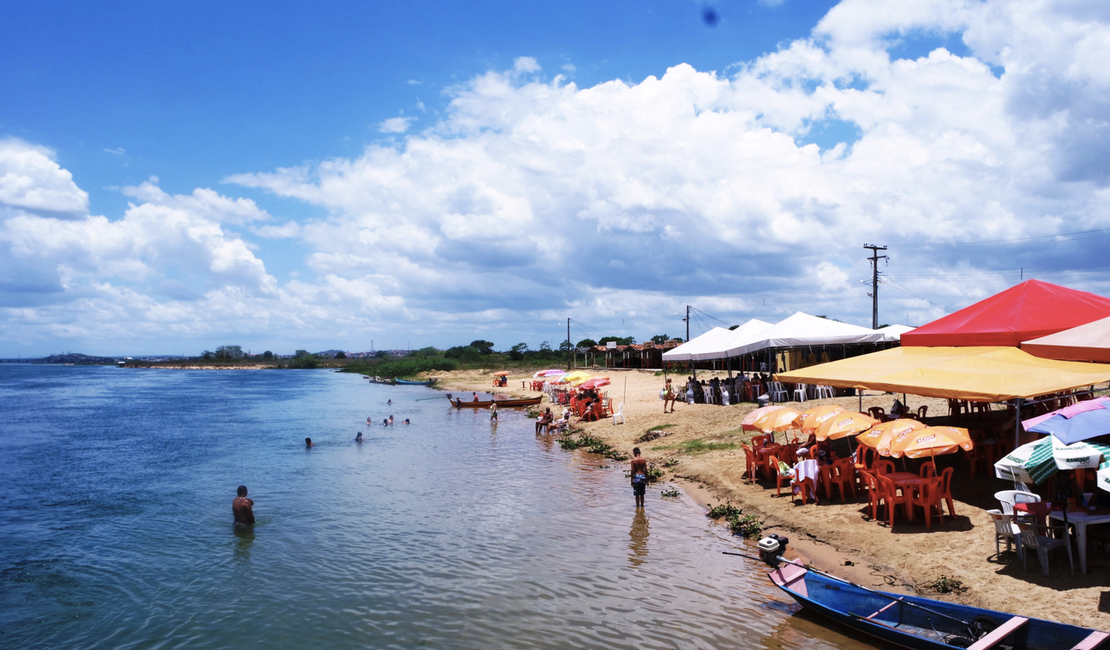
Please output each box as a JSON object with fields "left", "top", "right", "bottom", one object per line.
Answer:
{"left": 775, "top": 346, "right": 1110, "bottom": 402}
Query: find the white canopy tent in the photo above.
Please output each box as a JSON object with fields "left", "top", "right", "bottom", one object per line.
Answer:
{"left": 660, "top": 327, "right": 734, "bottom": 362}
{"left": 690, "top": 319, "right": 773, "bottom": 361}
{"left": 726, "top": 312, "right": 887, "bottom": 357}
{"left": 877, "top": 324, "right": 915, "bottom": 342}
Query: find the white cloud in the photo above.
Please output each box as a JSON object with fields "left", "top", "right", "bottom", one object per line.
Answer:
{"left": 0, "top": 138, "right": 88, "bottom": 217}
{"left": 379, "top": 116, "right": 415, "bottom": 133}
{"left": 7, "top": 0, "right": 1110, "bottom": 354}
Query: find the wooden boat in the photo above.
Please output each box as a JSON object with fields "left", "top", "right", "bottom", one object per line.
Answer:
{"left": 450, "top": 396, "right": 542, "bottom": 408}
{"left": 760, "top": 548, "right": 1108, "bottom": 649}
{"left": 394, "top": 378, "right": 436, "bottom": 386}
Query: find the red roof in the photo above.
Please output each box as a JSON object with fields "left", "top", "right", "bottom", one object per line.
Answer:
{"left": 902, "top": 280, "right": 1110, "bottom": 347}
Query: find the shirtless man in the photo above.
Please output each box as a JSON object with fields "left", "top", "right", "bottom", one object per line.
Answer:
{"left": 233, "top": 486, "right": 255, "bottom": 526}
{"left": 630, "top": 448, "right": 648, "bottom": 508}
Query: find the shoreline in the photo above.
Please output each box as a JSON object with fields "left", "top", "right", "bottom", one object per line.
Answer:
{"left": 427, "top": 367, "right": 1109, "bottom": 628}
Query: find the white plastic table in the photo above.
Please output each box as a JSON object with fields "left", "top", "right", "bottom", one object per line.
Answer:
{"left": 1049, "top": 509, "right": 1110, "bottom": 573}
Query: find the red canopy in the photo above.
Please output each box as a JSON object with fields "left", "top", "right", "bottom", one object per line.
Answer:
{"left": 902, "top": 280, "right": 1110, "bottom": 347}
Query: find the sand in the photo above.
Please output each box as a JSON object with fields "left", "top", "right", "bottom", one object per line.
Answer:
{"left": 428, "top": 366, "right": 1110, "bottom": 629}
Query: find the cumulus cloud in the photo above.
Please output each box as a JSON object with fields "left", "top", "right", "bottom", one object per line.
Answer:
{"left": 7, "top": 0, "right": 1110, "bottom": 354}
{"left": 0, "top": 138, "right": 89, "bottom": 217}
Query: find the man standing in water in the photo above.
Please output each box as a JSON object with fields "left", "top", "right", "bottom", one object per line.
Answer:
{"left": 490, "top": 402, "right": 498, "bottom": 422}
{"left": 233, "top": 486, "right": 254, "bottom": 526}
{"left": 630, "top": 448, "right": 648, "bottom": 508}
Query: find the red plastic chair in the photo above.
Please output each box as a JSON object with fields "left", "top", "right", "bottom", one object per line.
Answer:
{"left": 795, "top": 477, "right": 818, "bottom": 505}
{"left": 742, "top": 445, "right": 760, "bottom": 484}
{"left": 919, "top": 461, "right": 936, "bottom": 478}
{"left": 938, "top": 466, "right": 956, "bottom": 517}
{"left": 877, "top": 475, "right": 912, "bottom": 527}
{"left": 860, "top": 471, "right": 885, "bottom": 521}
{"left": 766, "top": 455, "right": 791, "bottom": 497}
{"left": 828, "top": 458, "right": 857, "bottom": 502}
{"left": 911, "top": 476, "right": 946, "bottom": 530}
{"left": 873, "top": 459, "right": 895, "bottom": 476}
{"left": 867, "top": 406, "right": 886, "bottom": 420}
{"left": 855, "top": 446, "right": 878, "bottom": 471}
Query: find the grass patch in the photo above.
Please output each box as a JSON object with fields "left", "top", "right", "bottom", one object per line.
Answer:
{"left": 660, "top": 486, "right": 680, "bottom": 498}
{"left": 557, "top": 432, "right": 629, "bottom": 461}
{"left": 927, "top": 575, "right": 967, "bottom": 594}
{"left": 706, "top": 503, "right": 762, "bottom": 537}
{"left": 652, "top": 438, "right": 738, "bottom": 455}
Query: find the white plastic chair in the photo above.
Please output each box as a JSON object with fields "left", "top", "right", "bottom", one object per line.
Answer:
{"left": 612, "top": 402, "right": 625, "bottom": 425}
{"left": 768, "top": 382, "right": 787, "bottom": 402}
{"left": 817, "top": 385, "right": 834, "bottom": 398}
{"left": 1015, "top": 520, "right": 1074, "bottom": 577}
{"left": 793, "top": 385, "right": 808, "bottom": 402}
{"left": 994, "top": 490, "right": 1040, "bottom": 516}
{"left": 986, "top": 509, "right": 1022, "bottom": 557}
{"left": 721, "top": 388, "right": 730, "bottom": 406}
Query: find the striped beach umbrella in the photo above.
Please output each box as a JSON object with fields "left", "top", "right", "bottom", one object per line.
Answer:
{"left": 995, "top": 438, "right": 1110, "bottom": 485}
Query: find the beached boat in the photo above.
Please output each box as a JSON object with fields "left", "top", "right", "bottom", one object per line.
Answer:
{"left": 394, "top": 378, "right": 436, "bottom": 386}
{"left": 450, "top": 396, "right": 543, "bottom": 408}
{"left": 746, "top": 536, "right": 1108, "bottom": 650}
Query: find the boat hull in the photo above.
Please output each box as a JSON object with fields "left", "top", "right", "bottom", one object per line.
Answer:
{"left": 769, "top": 563, "right": 1102, "bottom": 650}
{"left": 394, "top": 379, "right": 436, "bottom": 386}
{"left": 452, "top": 397, "right": 542, "bottom": 408}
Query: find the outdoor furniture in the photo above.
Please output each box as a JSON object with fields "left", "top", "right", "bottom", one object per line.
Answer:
{"left": 911, "top": 476, "right": 945, "bottom": 530}
{"left": 1016, "top": 520, "right": 1075, "bottom": 577}
{"left": 873, "top": 459, "right": 895, "bottom": 476}
{"left": 815, "top": 385, "right": 834, "bottom": 398}
{"left": 742, "top": 445, "right": 760, "bottom": 484}
{"left": 916, "top": 405, "right": 928, "bottom": 419}
{"left": 767, "top": 455, "right": 791, "bottom": 497}
{"left": 824, "top": 458, "right": 857, "bottom": 502}
{"left": 947, "top": 398, "right": 965, "bottom": 417}
{"left": 919, "top": 461, "right": 936, "bottom": 478}
{"left": 861, "top": 470, "right": 885, "bottom": 521}
{"left": 612, "top": 402, "right": 625, "bottom": 425}
{"left": 965, "top": 440, "right": 987, "bottom": 479}
{"left": 937, "top": 467, "right": 956, "bottom": 517}
{"left": 855, "top": 446, "right": 878, "bottom": 472}
{"left": 867, "top": 406, "right": 886, "bottom": 420}
{"left": 987, "top": 509, "right": 1022, "bottom": 557}
{"left": 768, "top": 381, "right": 788, "bottom": 402}
{"left": 792, "top": 385, "right": 808, "bottom": 402}
{"left": 877, "top": 475, "right": 912, "bottom": 527}
{"left": 792, "top": 458, "right": 819, "bottom": 504}
{"left": 995, "top": 489, "right": 1041, "bottom": 517}
{"left": 1048, "top": 509, "right": 1110, "bottom": 574}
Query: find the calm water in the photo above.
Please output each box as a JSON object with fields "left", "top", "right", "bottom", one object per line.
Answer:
{"left": 0, "top": 365, "right": 870, "bottom": 649}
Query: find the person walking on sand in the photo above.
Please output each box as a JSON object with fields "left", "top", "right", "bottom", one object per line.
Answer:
{"left": 663, "top": 378, "right": 677, "bottom": 413}
{"left": 630, "top": 448, "right": 648, "bottom": 508}
{"left": 233, "top": 486, "right": 255, "bottom": 526}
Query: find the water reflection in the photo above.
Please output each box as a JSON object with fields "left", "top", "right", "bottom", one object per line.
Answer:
{"left": 233, "top": 524, "right": 254, "bottom": 561}
{"left": 628, "top": 509, "right": 649, "bottom": 566}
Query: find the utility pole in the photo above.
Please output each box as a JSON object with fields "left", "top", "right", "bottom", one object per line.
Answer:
{"left": 566, "top": 317, "right": 572, "bottom": 370}
{"left": 864, "top": 244, "right": 888, "bottom": 330}
{"left": 685, "top": 305, "right": 690, "bottom": 343}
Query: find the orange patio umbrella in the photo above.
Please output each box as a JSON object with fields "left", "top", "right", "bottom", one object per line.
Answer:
{"left": 793, "top": 404, "right": 846, "bottom": 433}
{"left": 857, "top": 419, "right": 927, "bottom": 456}
{"left": 741, "top": 405, "right": 784, "bottom": 431}
{"left": 814, "top": 411, "right": 879, "bottom": 442}
{"left": 886, "top": 426, "right": 974, "bottom": 460}
{"left": 753, "top": 407, "right": 804, "bottom": 434}
{"left": 494, "top": 371, "right": 510, "bottom": 376}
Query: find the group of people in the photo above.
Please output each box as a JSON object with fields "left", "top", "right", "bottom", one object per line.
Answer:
{"left": 666, "top": 372, "right": 775, "bottom": 407}
{"left": 533, "top": 406, "right": 571, "bottom": 434}
{"left": 365, "top": 415, "right": 410, "bottom": 427}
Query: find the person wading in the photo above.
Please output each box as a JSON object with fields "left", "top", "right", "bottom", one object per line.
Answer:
{"left": 630, "top": 447, "right": 648, "bottom": 508}
{"left": 233, "top": 486, "right": 255, "bottom": 527}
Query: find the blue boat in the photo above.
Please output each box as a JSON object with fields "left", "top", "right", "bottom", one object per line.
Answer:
{"left": 740, "top": 537, "right": 1109, "bottom": 649}
{"left": 393, "top": 378, "right": 436, "bottom": 386}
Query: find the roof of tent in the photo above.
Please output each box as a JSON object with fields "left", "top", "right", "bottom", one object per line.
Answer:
{"left": 877, "top": 324, "right": 914, "bottom": 342}
{"left": 901, "top": 280, "right": 1110, "bottom": 348}
{"left": 661, "top": 327, "right": 733, "bottom": 362}
{"left": 726, "top": 312, "right": 886, "bottom": 357}
{"left": 1022, "top": 315, "right": 1110, "bottom": 363}
{"left": 775, "top": 346, "right": 1110, "bottom": 402}
{"left": 690, "top": 319, "right": 773, "bottom": 361}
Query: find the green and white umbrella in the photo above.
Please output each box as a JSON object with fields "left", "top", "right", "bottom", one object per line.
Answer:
{"left": 994, "top": 437, "right": 1110, "bottom": 485}
{"left": 1096, "top": 461, "right": 1110, "bottom": 493}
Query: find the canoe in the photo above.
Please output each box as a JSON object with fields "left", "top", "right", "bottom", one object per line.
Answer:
{"left": 394, "top": 378, "right": 436, "bottom": 386}
{"left": 451, "top": 396, "right": 543, "bottom": 408}
{"left": 764, "top": 552, "right": 1107, "bottom": 649}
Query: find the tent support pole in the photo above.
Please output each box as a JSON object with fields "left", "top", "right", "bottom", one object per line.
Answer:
{"left": 1014, "top": 397, "right": 1022, "bottom": 449}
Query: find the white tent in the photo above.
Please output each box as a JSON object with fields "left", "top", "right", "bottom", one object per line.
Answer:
{"left": 877, "top": 324, "right": 915, "bottom": 342}
{"left": 693, "top": 318, "right": 773, "bottom": 361}
{"left": 661, "top": 327, "right": 734, "bottom": 362}
{"left": 726, "top": 312, "right": 887, "bottom": 357}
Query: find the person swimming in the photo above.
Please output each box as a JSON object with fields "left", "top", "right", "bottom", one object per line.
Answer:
{"left": 403, "top": 418, "right": 410, "bottom": 425}
{"left": 355, "top": 432, "right": 363, "bottom": 442}
{"left": 305, "top": 437, "right": 314, "bottom": 448}
{"left": 388, "top": 415, "right": 394, "bottom": 425}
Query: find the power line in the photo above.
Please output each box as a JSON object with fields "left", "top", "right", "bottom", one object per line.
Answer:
{"left": 921, "top": 227, "right": 1110, "bottom": 247}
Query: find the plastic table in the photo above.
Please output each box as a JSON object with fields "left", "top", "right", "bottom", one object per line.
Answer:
{"left": 1049, "top": 509, "right": 1110, "bottom": 573}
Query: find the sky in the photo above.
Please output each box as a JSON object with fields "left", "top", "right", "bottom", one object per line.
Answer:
{"left": 3, "top": 0, "right": 1110, "bottom": 356}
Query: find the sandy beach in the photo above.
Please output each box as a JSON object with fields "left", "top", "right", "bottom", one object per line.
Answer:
{"left": 430, "top": 366, "right": 1110, "bottom": 629}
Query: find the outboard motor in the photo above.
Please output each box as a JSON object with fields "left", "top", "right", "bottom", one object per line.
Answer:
{"left": 757, "top": 534, "right": 789, "bottom": 568}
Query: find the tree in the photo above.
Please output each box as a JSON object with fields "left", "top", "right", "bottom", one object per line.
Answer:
{"left": 201, "top": 350, "right": 214, "bottom": 360}
{"left": 509, "top": 342, "right": 528, "bottom": 361}
{"left": 470, "top": 340, "right": 495, "bottom": 355}
{"left": 576, "top": 338, "right": 597, "bottom": 348}
{"left": 375, "top": 350, "right": 391, "bottom": 359}
{"left": 414, "top": 346, "right": 441, "bottom": 358}
{"left": 262, "top": 350, "right": 273, "bottom": 360}
{"left": 599, "top": 336, "right": 634, "bottom": 346}
{"left": 650, "top": 334, "right": 670, "bottom": 344}
{"left": 445, "top": 345, "right": 480, "bottom": 361}
{"left": 335, "top": 351, "right": 347, "bottom": 359}
{"left": 215, "top": 345, "right": 244, "bottom": 360}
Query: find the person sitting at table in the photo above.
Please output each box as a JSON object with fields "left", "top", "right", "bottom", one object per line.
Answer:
{"left": 1056, "top": 470, "right": 1086, "bottom": 509}
{"left": 814, "top": 437, "right": 833, "bottom": 465}
{"left": 791, "top": 448, "right": 819, "bottom": 502}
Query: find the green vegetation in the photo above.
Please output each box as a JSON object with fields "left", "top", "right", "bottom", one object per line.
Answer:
{"left": 660, "top": 486, "right": 680, "bottom": 498}
{"left": 706, "top": 503, "right": 761, "bottom": 537}
{"left": 344, "top": 357, "right": 459, "bottom": 378}
{"left": 556, "top": 432, "right": 629, "bottom": 461}
{"left": 928, "top": 575, "right": 967, "bottom": 594}
{"left": 652, "top": 438, "right": 738, "bottom": 454}
{"left": 286, "top": 350, "right": 318, "bottom": 369}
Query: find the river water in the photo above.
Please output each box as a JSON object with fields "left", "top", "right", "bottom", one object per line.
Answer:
{"left": 0, "top": 365, "right": 870, "bottom": 649}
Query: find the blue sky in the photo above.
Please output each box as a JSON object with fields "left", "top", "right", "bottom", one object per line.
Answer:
{"left": 3, "top": 0, "right": 1110, "bottom": 356}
